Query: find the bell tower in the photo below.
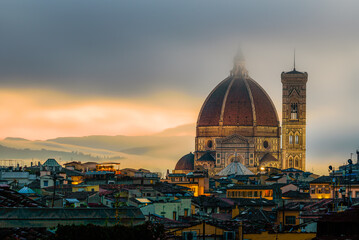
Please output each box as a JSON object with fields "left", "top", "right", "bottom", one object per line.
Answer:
{"left": 281, "top": 61, "right": 308, "bottom": 171}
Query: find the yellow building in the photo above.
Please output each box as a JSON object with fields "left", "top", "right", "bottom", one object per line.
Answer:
{"left": 96, "top": 162, "right": 121, "bottom": 175}
{"left": 72, "top": 184, "right": 99, "bottom": 192}
{"left": 226, "top": 185, "right": 274, "bottom": 200}
{"left": 170, "top": 221, "right": 315, "bottom": 240}
{"left": 167, "top": 171, "right": 209, "bottom": 197}
{"left": 309, "top": 175, "right": 359, "bottom": 199}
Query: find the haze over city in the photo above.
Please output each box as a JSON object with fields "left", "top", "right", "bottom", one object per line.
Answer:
{"left": 0, "top": 1, "right": 359, "bottom": 175}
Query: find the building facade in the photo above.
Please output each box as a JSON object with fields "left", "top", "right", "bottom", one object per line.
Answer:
{"left": 281, "top": 69, "right": 308, "bottom": 170}
{"left": 175, "top": 53, "right": 308, "bottom": 175}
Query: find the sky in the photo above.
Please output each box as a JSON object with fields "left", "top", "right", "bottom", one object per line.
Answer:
{"left": 0, "top": 0, "right": 359, "bottom": 172}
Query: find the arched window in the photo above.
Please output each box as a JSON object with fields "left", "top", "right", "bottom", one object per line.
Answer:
{"left": 288, "top": 157, "right": 293, "bottom": 168}
{"left": 290, "top": 103, "right": 298, "bottom": 119}
{"left": 295, "top": 158, "right": 299, "bottom": 168}
{"left": 289, "top": 135, "right": 293, "bottom": 144}
{"left": 295, "top": 135, "right": 299, "bottom": 144}
{"left": 207, "top": 140, "right": 213, "bottom": 148}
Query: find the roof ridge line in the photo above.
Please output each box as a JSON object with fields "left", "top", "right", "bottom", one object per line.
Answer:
{"left": 243, "top": 78, "right": 256, "bottom": 126}
{"left": 219, "top": 76, "right": 236, "bottom": 125}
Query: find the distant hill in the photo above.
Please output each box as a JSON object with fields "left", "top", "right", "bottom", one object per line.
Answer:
{"left": 0, "top": 144, "right": 105, "bottom": 161}
{"left": 0, "top": 124, "right": 196, "bottom": 173}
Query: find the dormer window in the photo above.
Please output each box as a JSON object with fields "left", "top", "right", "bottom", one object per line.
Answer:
{"left": 290, "top": 103, "right": 298, "bottom": 119}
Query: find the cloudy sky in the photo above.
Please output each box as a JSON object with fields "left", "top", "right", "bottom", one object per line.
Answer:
{"left": 0, "top": 0, "right": 358, "bottom": 172}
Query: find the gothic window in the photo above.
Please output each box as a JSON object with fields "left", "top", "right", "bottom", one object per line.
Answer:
{"left": 295, "top": 158, "right": 299, "bottom": 168}
{"left": 295, "top": 135, "right": 299, "bottom": 144}
{"left": 290, "top": 103, "right": 298, "bottom": 119}
{"left": 263, "top": 141, "right": 269, "bottom": 149}
{"left": 289, "top": 135, "right": 293, "bottom": 144}
{"left": 289, "top": 157, "right": 293, "bottom": 168}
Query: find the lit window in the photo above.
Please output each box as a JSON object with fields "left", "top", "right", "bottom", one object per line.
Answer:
{"left": 289, "top": 135, "right": 293, "bottom": 144}
{"left": 295, "top": 135, "right": 299, "bottom": 144}
{"left": 291, "top": 103, "right": 298, "bottom": 119}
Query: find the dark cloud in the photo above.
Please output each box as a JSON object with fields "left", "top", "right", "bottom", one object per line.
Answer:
{"left": 0, "top": 1, "right": 358, "bottom": 96}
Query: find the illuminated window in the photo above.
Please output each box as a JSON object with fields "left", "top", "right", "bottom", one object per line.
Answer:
{"left": 290, "top": 103, "right": 298, "bottom": 119}
{"left": 184, "top": 209, "right": 188, "bottom": 217}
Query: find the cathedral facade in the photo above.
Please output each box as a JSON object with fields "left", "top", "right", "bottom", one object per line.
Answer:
{"left": 174, "top": 53, "right": 308, "bottom": 175}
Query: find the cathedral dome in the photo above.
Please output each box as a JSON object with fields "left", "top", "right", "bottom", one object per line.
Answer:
{"left": 175, "top": 153, "right": 194, "bottom": 171}
{"left": 197, "top": 57, "right": 279, "bottom": 128}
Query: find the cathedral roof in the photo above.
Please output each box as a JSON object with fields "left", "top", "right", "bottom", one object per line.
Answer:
{"left": 197, "top": 57, "right": 279, "bottom": 128}
{"left": 217, "top": 161, "right": 254, "bottom": 176}
{"left": 197, "top": 152, "right": 215, "bottom": 162}
{"left": 260, "top": 153, "right": 278, "bottom": 165}
{"left": 174, "top": 153, "right": 194, "bottom": 171}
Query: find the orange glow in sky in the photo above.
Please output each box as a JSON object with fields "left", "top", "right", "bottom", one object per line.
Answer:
{"left": 0, "top": 88, "right": 201, "bottom": 140}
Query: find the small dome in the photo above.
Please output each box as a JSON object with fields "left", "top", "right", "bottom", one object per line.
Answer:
{"left": 175, "top": 153, "right": 194, "bottom": 171}
{"left": 18, "top": 186, "right": 35, "bottom": 194}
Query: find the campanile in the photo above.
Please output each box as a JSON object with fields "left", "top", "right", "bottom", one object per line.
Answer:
{"left": 281, "top": 66, "right": 308, "bottom": 171}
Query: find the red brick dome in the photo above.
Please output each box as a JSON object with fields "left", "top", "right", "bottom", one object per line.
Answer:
{"left": 175, "top": 153, "right": 194, "bottom": 171}
{"left": 197, "top": 74, "right": 279, "bottom": 127}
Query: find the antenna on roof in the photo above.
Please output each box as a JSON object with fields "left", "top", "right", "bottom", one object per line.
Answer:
{"left": 293, "top": 49, "right": 296, "bottom": 71}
